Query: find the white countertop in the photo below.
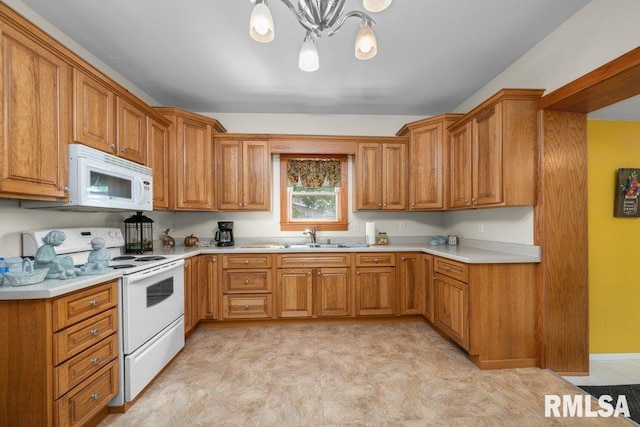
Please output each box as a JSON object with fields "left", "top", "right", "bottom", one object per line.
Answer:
{"left": 0, "top": 239, "right": 539, "bottom": 300}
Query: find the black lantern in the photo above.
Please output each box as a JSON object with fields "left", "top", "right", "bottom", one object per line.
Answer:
{"left": 124, "top": 211, "right": 153, "bottom": 254}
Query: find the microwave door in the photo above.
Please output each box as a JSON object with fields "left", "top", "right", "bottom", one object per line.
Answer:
{"left": 80, "top": 162, "right": 136, "bottom": 209}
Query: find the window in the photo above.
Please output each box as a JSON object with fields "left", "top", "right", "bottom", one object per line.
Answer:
{"left": 280, "top": 155, "right": 348, "bottom": 231}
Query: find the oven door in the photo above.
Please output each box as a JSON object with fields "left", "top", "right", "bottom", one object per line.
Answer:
{"left": 122, "top": 259, "right": 184, "bottom": 354}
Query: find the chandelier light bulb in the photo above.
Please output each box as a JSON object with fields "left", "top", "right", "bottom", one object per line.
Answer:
{"left": 250, "top": 1, "right": 274, "bottom": 43}
{"left": 363, "top": 0, "right": 392, "bottom": 13}
{"left": 355, "top": 24, "right": 377, "bottom": 60}
{"left": 299, "top": 36, "right": 319, "bottom": 72}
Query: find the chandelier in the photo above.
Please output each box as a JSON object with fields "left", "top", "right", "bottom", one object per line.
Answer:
{"left": 249, "top": 0, "right": 392, "bottom": 72}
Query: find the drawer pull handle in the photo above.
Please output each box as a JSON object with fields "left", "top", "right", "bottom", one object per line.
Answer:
{"left": 91, "top": 357, "right": 100, "bottom": 365}
{"left": 357, "top": 271, "right": 360, "bottom": 275}
{"left": 244, "top": 260, "right": 249, "bottom": 264}
{"left": 401, "top": 256, "right": 406, "bottom": 261}
{"left": 89, "top": 299, "right": 99, "bottom": 306}
{"left": 244, "top": 279, "right": 249, "bottom": 285}
{"left": 244, "top": 304, "right": 250, "bottom": 310}
{"left": 317, "top": 271, "right": 322, "bottom": 276}
{"left": 444, "top": 266, "right": 450, "bottom": 271}
{"left": 91, "top": 393, "right": 100, "bottom": 400}
{"left": 90, "top": 328, "right": 99, "bottom": 336}
{"left": 374, "top": 258, "right": 379, "bottom": 263}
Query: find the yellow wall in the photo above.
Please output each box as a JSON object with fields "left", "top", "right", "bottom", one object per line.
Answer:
{"left": 588, "top": 120, "right": 640, "bottom": 353}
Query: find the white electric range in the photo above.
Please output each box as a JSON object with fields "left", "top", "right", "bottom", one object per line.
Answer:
{"left": 22, "top": 227, "right": 185, "bottom": 408}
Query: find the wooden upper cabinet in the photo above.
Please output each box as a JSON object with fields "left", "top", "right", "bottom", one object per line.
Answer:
{"left": 176, "top": 117, "right": 214, "bottom": 210}
{"left": 0, "top": 24, "right": 70, "bottom": 200}
{"left": 215, "top": 138, "right": 270, "bottom": 211}
{"left": 397, "top": 114, "right": 462, "bottom": 210}
{"left": 355, "top": 140, "right": 407, "bottom": 210}
{"left": 73, "top": 69, "right": 115, "bottom": 153}
{"left": 116, "top": 97, "right": 147, "bottom": 164}
{"left": 448, "top": 89, "right": 543, "bottom": 209}
{"left": 148, "top": 117, "right": 170, "bottom": 209}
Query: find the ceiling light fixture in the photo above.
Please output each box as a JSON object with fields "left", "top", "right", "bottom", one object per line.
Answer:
{"left": 249, "top": 0, "right": 391, "bottom": 72}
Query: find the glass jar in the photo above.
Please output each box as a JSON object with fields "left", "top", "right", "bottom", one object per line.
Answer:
{"left": 376, "top": 232, "right": 389, "bottom": 245}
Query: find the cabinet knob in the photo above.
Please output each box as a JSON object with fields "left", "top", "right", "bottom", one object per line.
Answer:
{"left": 378, "top": 203, "right": 382, "bottom": 207}
{"left": 383, "top": 203, "right": 387, "bottom": 207}
{"left": 244, "top": 279, "right": 249, "bottom": 285}
{"left": 374, "top": 258, "right": 379, "bottom": 263}
{"left": 213, "top": 258, "right": 217, "bottom": 263}
{"left": 121, "top": 147, "right": 127, "bottom": 152}
{"left": 207, "top": 202, "right": 212, "bottom": 207}
{"left": 357, "top": 271, "right": 360, "bottom": 275}
{"left": 244, "top": 304, "right": 250, "bottom": 310}
{"left": 89, "top": 299, "right": 99, "bottom": 306}
{"left": 90, "top": 328, "right": 99, "bottom": 336}
{"left": 307, "top": 272, "right": 311, "bottom": 276}
{"left": 401, "top": 256, "right": 406, "bottom": 261}
{"left": 317, "top": 271, "right": 322, "bottom": 276}
{"left": 184, "top": 264, "right": 188, "bottom": 269}
{"left": 243, "top": 203, "right": 247, "bottom": 207}
{"left": 110, "top": 144, "right": 116, "bottom": 149}
{"left": 411, "top": 202, "right": 415, "bottom": 207}
{"left": 471, "top": 197, "right": 477, "bottom": 202}
{"left": 91, "top": 393, "right": 100, "bottom": 400}
{"left": 62, "top": 186, "right": 70, "bottom": 192}
{"left": 244, "top": 260, "right": 249, "bottom": 264}
{"left": 91, "top": 357, "right": 100, "bottom": 365}
{"left": 238, "top": 203, "right": 242, "bottom": 207}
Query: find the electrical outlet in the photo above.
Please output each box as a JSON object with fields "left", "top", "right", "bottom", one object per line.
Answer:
{"left": 399, "top": 222, "right": 405, "bottom": 231}
{"left": 478, "top": 223, "right": 484, "bottom": 233}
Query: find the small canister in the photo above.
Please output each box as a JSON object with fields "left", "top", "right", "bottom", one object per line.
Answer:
{"left": 376, "top": 232, "right": 389, "bottom": 245}
{"left": 448, "top": 235, "right": 458, "bottom": 246}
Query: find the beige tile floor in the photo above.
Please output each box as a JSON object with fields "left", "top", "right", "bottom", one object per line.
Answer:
{"left": 100, "top": 321, "right": 633, "bottom": 426}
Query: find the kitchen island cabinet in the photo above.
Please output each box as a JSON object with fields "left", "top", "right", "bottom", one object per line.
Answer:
{"left": 0, "top": 22, "right": 70, "bottom": 201}
{"left": 214, "top": 137, "right": 270, "bottom": 211}
{"left": 0, "top": 280, "right": 119, "bottom": 427}
{"left": 397, "top": 114, "right": 462, "bottom": 210}
{"left": 448, "top": 89, "right": 544, "bottom": 208}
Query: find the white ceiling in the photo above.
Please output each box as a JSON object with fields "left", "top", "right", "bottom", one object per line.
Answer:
{"left": 20, "top": 0, "right": 591, "bottom": 115}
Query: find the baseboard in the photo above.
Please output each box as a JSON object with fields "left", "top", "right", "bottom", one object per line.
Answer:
{"left": 590, "top": 353, "right": 640, "bottom": 361}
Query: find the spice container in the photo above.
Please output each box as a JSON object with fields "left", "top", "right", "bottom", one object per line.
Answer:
{"left": 376, "top": 232, "right": 389, "bottom": 245}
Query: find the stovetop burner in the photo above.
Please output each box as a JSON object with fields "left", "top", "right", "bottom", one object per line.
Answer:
{"left": 110, "top": 264, "right": 136, "bottom": 270}
{"left": 112, "top": 255, "right": 136, "bottom": 261}
{"left": 135, "top": 256, "right": 167, "bottom": 262}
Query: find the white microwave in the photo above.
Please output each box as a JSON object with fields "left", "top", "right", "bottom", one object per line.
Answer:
{"left": 23, "top": 144, "right": 153, "bottom": 211}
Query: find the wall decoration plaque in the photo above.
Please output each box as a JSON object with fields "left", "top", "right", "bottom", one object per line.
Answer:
{"left": 614, "top": 168, "right": 640, "bottom": 217}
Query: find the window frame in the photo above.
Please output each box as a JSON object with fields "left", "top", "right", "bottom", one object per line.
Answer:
{"left": 279, "top": 154, "right": 349, "bottom": 231}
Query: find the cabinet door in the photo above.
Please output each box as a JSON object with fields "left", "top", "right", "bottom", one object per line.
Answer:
{"left": 473, "top": 105, "right": 503, "bottom": 206}
{"left": 0, "top": 26, "right": 70, "bottom": 200}
{"left": 398, "top": 253, "right": 422, "bottom": 315}
{"left": 277, "top": 269, "right": 313, "bottom": 318}
{"left": 434, "top": 273, "right": 469, "bottom": 350}
{"left": 215, "top": 139, "right": 242, "bottom": 210}
{"left": 183, "top": 258, "right": 193, "bottom": 335}
{"left": 243, "top": 140, "right": 270, "bottom": 210}
{"left": 148, "top": 117, "right": 170, "bottom": 209}
{"left": 116, "top": 97, "right": 147, "bottom": 164}
{"left": 175, "top": 117, "right": 213, "bottom": 210}
{"left": 382, "top": 143, "right": 407, "bottom": 210}
{"left": 73, "top": 69, "right": 115, "bottom": 153}
{"left": 316, "top": 267, "right": 351, "bottom": 317}
{"left": 449, "top": 122, "right": 473, "bottom": 208}
{"left": 203, "top": 255, "right": 219, "bottom": 320}
{"left": 191, "top": 256, "right": 201, "bottom": 328}
{"left": 422, "top": 254, "right": 434, "bottom": 322}
{"left": 409, "top": 123, "right": 443, "bottom": 210}
{"left": 355, "top": 267, "right": 395, "bottom": 316}
{"left": 355, "top": 142, "right": 382, "bottom": 209}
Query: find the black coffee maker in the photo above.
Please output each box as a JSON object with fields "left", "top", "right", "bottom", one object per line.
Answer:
{"left": 214, "top": 221, "right": 234, "bottom": 247}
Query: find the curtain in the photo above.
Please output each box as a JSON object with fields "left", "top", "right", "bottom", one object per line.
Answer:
{"left": 287, "top": 159, "right": 341, "bottom": 188}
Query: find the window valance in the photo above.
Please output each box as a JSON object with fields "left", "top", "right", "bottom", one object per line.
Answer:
{"left": 287, "top": 159, "right": 341, "bottom": 188}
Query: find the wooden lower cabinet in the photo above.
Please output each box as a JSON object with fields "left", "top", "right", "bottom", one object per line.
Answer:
{"left": 201, "top": 255, "right": 219, "bottom": 320}
{"left": 223, "top": 294, "right": 272, "bottom": 319}
{"left": 434, "top": 273, "right": 469, "bottom": 350}
{"left": 355, "top": 267, "right": 395, "bottom": 316}
{"left": 277, "top": 269, "right": 313, "bottom": 318}
{"left": 315, "top": 268, "right": 350, "bottom": 317}
{"left": 183, "top": 257, "right": 196, "bottom": 335}
{"left": 398, "top": 253, "right": 422, "bottom": 315}
{"left": 0, "top": 280, "right": 119, "bottom": 427}
{"left": 221, "top": 254, "right": 274, "bottom": 320}
{"left": 422, "top": 254, "right": 435, "bottom": 322}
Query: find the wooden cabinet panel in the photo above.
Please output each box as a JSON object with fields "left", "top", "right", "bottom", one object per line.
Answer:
{"left": 0, "top": 25, "right": 70, "bottom": 200}
{"left": 449, "top": 122, "right": 473, "bottom": 208}
{"left": 355, "top": 267, "right": 395, "bottom": 316}
{"left": 316, "top": 267, "right": 351, "bottom": 317}
{"left": 355, "top": 253, "right": 395, "bottom": 267}
{"left": 175, "top": 117, "right": 213, "bottom": 210}
{"left": 73, "top": 69, "right": 115, "bottom": 153}
{"left": 398, "top": 253, "right": 422, "bottom": 315}
{"left": 223, "top": 254, "right": 272, "bottom": 269}
{"left": 408, "top": 122, "right": 443, "bottom": 210}
{"left": 148, "top": 117, "right": 170, "bottom": 209}
{"left": 277, "top": 269, "right": 313, "bottom": 318}
{"left": 381, "top": 143, "right": 407, "bottom": 210}
{"left": 356, "top": 142, "right": 382, "bottom": 209}
{"left": 202, "top": 255, "right": 219, "bottom": 320}
{"left": 53, "top": 308, "right": 118, "bottom": 366}
{"left": 223, "top": 294, "right": 272, "bottom": 319}
{"left": 183, "top": 258, "right": 194, "bottom": 335}
{"left": 277, "top": 254, "right": 350, "bottom": 268}
{"left": 116, "top": 96, "right": 147, "bottom": 164}
{"left": 215, "top": 138, "right": 270, "bottom": 211}
{"left": 435, "top": 273, "right": 469, "bottom": 350}
{"left": 55, "top": 361, "right": 118, "bottom": 427}
{"left": 355, "top": 142, "right": 407, "bottom": 210}
{"left": 473, "top": 105, "right": 502, "bottom": 205}
{"left": 422, "top": 254, "right": 434, "bottom": 322}
{"left": 434, "top": 257, "right": 468, "bottom": 282}
{"left": 223, "top": 270, "right": 272, "bottom": 293}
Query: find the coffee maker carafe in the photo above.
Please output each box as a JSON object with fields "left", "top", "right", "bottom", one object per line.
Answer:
{"left": 214, "top": 221, "right": 234, "bottom": 247}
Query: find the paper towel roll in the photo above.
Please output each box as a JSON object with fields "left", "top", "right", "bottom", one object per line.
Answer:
{"left": 365, "top": 222, "right": 376, "bottom": 245}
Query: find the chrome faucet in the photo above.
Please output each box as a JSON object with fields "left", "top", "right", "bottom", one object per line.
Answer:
{"left": 303, "top": 227, "right": 317, "bottom": 244}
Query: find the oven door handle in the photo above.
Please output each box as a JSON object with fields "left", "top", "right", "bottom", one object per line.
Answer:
{"left": 125, "top": 259, "right": 184, "bottom": 284}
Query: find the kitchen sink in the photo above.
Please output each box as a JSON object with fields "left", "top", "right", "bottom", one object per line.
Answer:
{"left": 282, "top": 243, "right": 345, "bottom": 249}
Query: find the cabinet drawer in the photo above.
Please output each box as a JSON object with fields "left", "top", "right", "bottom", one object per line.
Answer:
{"left": 277, "top": 253, "right": 350, "bottom": 268}
{"left": 222, "top": 294, "right": 272, "bottom": 319}
{"left": 222, "top": 254, "right": 272, "bottom": 269}
{"left": 53, "top": 333, "right": 118, "bottom": 399}
{"left": 53, "top": 281, "right": 118, "bottom": 331}
{"left": 434, "top": 257, "right": 468, "bottom": 282}
{"left": 54, "top": 308, "right": 118, "bottom": 365}
{"left": 223, "top": 270, "right": 272, "bottom": 293}
{"left": 355, "top": 253, "right": 396, "bottom": 267}
{"left": 55, "top": 360, "right": 118, "bottom": 427}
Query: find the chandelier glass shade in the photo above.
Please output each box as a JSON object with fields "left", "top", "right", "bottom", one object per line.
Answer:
{"left": 249, "top": 0, "right": 391, "bottom": 71}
